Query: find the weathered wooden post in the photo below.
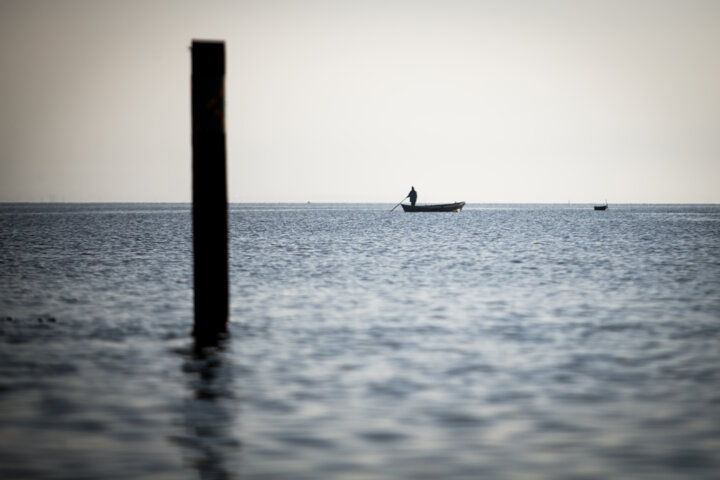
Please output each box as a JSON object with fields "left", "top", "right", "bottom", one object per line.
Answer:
{"left": 191, "top": 40, "right": 228, "bottom": 342}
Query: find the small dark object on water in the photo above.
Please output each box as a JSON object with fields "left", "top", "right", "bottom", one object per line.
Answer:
{"left": 402, "top": 201, "right": 465, "bottom": 212}
{"left": 48, "top": 317, "right": 56, "bottom": 323}
{"left": 594, "top": 205, "right": 608, "bottom": 211}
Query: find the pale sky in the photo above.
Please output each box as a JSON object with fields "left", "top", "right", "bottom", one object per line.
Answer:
{"left": 1, "top": 0, "right": 719, "bottom": 203}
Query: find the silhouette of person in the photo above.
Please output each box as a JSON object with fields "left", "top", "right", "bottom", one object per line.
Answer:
{"left": 408, "top": 186, "right": 417, "bottom": 206}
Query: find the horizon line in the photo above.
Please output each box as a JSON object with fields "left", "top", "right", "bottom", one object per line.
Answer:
{"left": 2, "top": 201, "right": 719, "bottom": 206}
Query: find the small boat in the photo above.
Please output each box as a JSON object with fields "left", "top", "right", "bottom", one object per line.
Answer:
{"left": 401, "top": 201, "right": 465, "bottom": 212}
{"left": 594, "top": 201, "right": 608, "bottom": 211}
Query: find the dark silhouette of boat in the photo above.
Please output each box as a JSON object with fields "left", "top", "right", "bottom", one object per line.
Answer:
{"left": 401, "top": 201, "right": 465, "bottom": 212}
{"left": 594, "top": 201, "right": 608, "bottom": 211}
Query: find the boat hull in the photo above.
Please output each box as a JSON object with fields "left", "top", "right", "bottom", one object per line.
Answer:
{"left": 401, "top": 202, "right": 465, "bottom": 212}
{"left": 594, "top": 205, "right": 608, "bottom": 211}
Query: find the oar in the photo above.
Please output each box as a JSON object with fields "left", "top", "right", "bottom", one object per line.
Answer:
{"left": 390, "top": 196, "right": 408, "bottom": 212}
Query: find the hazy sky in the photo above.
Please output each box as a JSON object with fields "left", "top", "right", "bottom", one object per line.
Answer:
{"left": 1, "top": 0, "right": 719, "bottom": 203}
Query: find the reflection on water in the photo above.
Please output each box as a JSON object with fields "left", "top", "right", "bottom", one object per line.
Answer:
{"left": 173, "top": 334, "right": 240, "bottom": 480}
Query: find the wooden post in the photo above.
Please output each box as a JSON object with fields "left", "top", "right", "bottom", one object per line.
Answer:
{"left": 191, "top": 40, "right": 228, "bottom": 342}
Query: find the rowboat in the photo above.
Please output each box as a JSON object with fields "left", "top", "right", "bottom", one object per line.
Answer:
{"left": 401, "top": 201, "right": 465, "bottom": 212}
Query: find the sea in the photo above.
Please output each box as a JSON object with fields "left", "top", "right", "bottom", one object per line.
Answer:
{"left": 0, "top": 202, "right": 719, "bottom": 480}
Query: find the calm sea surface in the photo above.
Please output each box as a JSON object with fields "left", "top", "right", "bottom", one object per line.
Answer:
{"left": 1, "top": 203, "right": 719, "bottom": 479}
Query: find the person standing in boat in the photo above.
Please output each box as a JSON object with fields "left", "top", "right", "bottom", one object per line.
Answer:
{"left": 408, "top": 186, "right": 417, "bottom": 206}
